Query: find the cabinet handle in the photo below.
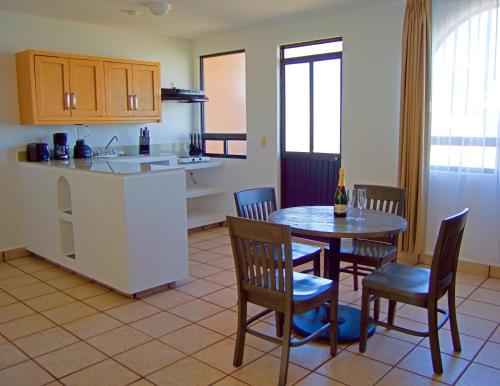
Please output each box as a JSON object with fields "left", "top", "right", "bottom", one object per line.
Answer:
{"left": 128, "top": 95, "right": 134, "bottom": 111}
{"left": 134, "top": 95, "right": 139, "bottom": 110}
{"left": 71, "top": 93, "right": 77, "bottom": 110}
{"left": 65, "top": 93, "right": 71, "bottom": 110}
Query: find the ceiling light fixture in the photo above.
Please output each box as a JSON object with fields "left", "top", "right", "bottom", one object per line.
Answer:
{"left": 148, "top": 2, "right": 172, "bottom": 16}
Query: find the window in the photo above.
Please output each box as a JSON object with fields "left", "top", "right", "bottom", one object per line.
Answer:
{"left": 430, "top": 5, "right": 499, "bottom": 174}
{"left": 281, "top": 38, "right": 342, "bottom": 155}
{"left": 200, "top": 50, "right": 247, "bottom": 158}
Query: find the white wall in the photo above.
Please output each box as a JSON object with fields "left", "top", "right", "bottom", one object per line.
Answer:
{"left": 192, "top": 1, "right": 405, "bottom": 214}
{"left": 0, "top": 11, "right": 193, "bottom": 251}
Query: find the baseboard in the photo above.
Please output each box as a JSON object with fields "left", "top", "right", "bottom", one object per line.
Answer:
{"left": 2, "top": 247, "right": 32, "bottom": 261}
{"left": 420, "top": 253, "right": 492, "bottom": 276}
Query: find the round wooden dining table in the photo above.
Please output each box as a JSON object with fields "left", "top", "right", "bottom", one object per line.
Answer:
{"left": 269, "top": 206, "right": 407, "bottom": 343}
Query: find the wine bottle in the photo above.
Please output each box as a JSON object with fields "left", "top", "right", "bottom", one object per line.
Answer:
{"left": 334, "top": 168, "right": 347, "bottom": 217}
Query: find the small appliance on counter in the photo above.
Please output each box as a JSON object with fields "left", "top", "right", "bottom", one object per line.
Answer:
{"left": 139, "top": 127, "right": 150, "bottom": 155}
{"left": 26, "top": 143, "right": 50, "bottom": 162}
{"left": 178, "top": 156, "right": 211, "bottom": 164}
{"left": 73, "top": 139, "right": 93, "bottom": 159}
{"left": 53, "top": 132, "right": 70, "bottom": 160}
{"left": 189, "top": 131, "right": 203, "bottom": 156}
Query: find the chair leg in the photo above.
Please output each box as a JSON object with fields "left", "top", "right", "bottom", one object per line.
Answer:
{"left": 447, "top": 286, "right": 462, "bottom": 352}
{"left": 313, "top": 254, "right": 321, "bottom": 277}
{"left": 388, "top": 300, "right": 396, "bottom": 326}
{"left": 428, "top": 302, "right": 443, "bottom": 374}
{"left": 278, "top": 312, "right": 292, "bottom": 386}
{"left": 329, "top": 287, "right": 339, "bottom": 356}
{"left": 275, "top": 312, "right": 284, "bottom": 338}
{"left": 233, "top": 299, "right": 247, "bottom": 367}
{"left": 353, "top": 263, "right": 359, "bottom": 291}
{"left": 359, "top": 288, "right": 370, "bottom": 352}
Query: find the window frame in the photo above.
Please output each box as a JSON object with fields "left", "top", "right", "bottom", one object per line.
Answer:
{"left": 280, "top": 37, "right": 343, "bottom": 159}
{"left": 200, "top": 49, "right": 247, "bottom": 159}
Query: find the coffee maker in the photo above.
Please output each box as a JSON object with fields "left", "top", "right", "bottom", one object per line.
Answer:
{"left": 53, "top": 132, "right": 70, "bottom": 160}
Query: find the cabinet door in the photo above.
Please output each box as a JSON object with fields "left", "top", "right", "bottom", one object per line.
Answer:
{"left": 69, "top": 59, "right": 104, "bottom": 117}
{"left": 34, "top": 56, "right": 71, "bottom": 119}
{"left": 132, "top": 64, "right": 161, "bottom": 117}
{"left": 104, "top": 62, "right": 133, "bottom": 117}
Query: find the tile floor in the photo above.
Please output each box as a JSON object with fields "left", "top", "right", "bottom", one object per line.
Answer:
{"left": 0, "top": 226, "right": 499, "bottom": 385}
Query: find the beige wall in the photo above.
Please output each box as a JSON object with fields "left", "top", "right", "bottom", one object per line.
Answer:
{"left": 0, "top": 11, "right": 193, "bottom": 251}
{"left": 192, "top": 1, "right": 405, "bottom": 213}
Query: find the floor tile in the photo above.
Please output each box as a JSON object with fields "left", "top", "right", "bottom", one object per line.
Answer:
{"left": 377, "top": 317, "right": 427, "bottom": 344}
{"left": 202, "top": 287, "right": 238, "bottom": 308}
{"left": 46, "top": 274, "right": 90, "bottom": 290}
{"left": 455, "top": 283, "right": 477, "bottom": 298}
{"left": 63, "top": 282, "right": 110, "bottom": 300}
{"left": 480, "top": 277, "right": 500, "bottom": 291}
{"left": 17, "top": 260, "right": 55, "bottom": 273}
{"left": 189, "top": 263, "right": 223, "bottom": 278}
{"left": 490, "top": 324, "right": 500, "bottom": 343}
{"left": 271, "top": 341, "right": 335, "bottom": 370}
{"left": 130, "top": 311, "right": 190, "bottom": 338}
{"left": 24, "top": 291, "right": 76, "bottom": 312}
{"left": 474, "top": 341, "right": 500, "bottom": 369}
{"left": 232, "top": 354, "right": 309, "bottom": 386}
{"left": 193, "top": 338, "right": 264, "bottom": 373}
{"left": 176, "top": 278, "right": 224, "bottom": 297}
{"left": 0, "top": 291, "right": 17, "bottom": 307}
{"left": 190, "top": 250, "right": 225, "bottom": 264}
{"left": 469, "top": 287, "right": 500, "bottom": 306}
{"left": 397, "top": 346, "right": 469, "bottom": 384}
{"left": 115, "top": 340, "right": 185, "bottom": 376}
{"left": 62, "top": 312, "right": 123, "bottom": 339}
{"left": 7, "top": 256, "right": 40, "bottom": 266}
{"left": 442, "top": 313, "right": 498, "bottom": 340}
{"left": 160, "top": 323, "right": 225, "bottom": 355}
{"left": 42, "top": 301, "right": 97, "bottom": 324}
{"left": 377, "top": 367, "right": 445, "bottom": 386}
{"left": 208, "top": 257, "right": 236, "bottom": 271}
{"left": 316, "top": 350, "right": 390, "bottom": 386}
{"left": 0, "top": 266, "right": 25, "bottom": 281}
{"left": 0, "top": 342, "right": 28, "bottom": 369}
{"left": 0, "top": 313, "right": 55, "bottom": 340}
{"left": 190, "top": 239, "right": 225, "bottom": 250}
{"left": 169, "top": 299, "right": 225, "bottom": 322}
{"left": 458, "top": 299, "right": 500, "bottom": 322}
{"left": 294, "top": 372, "right": 345, "bottom": 386}
{"left": 198, "top": 309, "right": 239, "bottom": 336}
{"left": 36, "top": 341, "right": 107, "bottom": 378}
{"left": 83, "top": 291, "right": 133, "bottom": 311}
{"left": 347, "top": 333, "right": 414, "bottom": 365}
{"left": 339, "top": 284, "right": 363, "bottom": 303}
{"left": 31, "top": 266, "right": 72, "bottom": 281}
{"left": 60, "top": 358, "right": 140, "bottom": 386}
{"left": 208, "top": 244, "right": 233, "bottom": 256}
{"left": 128, "top": 380, "right": 155, "bottom": 386}
{"left": 13, "top": 326, "right": 79, "bottom": 357}
{"left": 87, "top": 325, "right": 152, "bottom": 356}
{"left": 0, "top": 302, "right": 34, "bottom": 324}
{"left": 204, "top": 270, "right": 237, "bottom": 286}
{"left": 147, "top": 357, "right": 226, "bottom": 386}
{"left": 212, "top": 376, "right": 250, "bottom": 386}
{"left": 7, "top": 282, "right": 57, "bottom": 301}
{"left": 456, "top": 362, "right": 500, "bottom": 385}
{"left": 456, "top": 271, "right": 486, "bottom": 287}
{"left": 104, "top": 301, "right": 161, "bottom": 323}
{"left": 0, "top": 274, "right": 40, "bottom": 291}
{"left": 419, "top": 328, "right": 484, "bottom": 360}
{"left": 141, "top": 289, "right": 194, "bottom": 310}
{"left": 232, "top": 322, "right": 279, "bottom": 353}
{"left": 0, "top": 360, "right": 54, "bottom": 386}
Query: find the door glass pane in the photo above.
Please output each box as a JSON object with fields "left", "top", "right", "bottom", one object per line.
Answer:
{"left": 228, "top": 140, "right": 246, "bottom": 156}
{"left": 205, "top": 140, "right": 224, "bottom": 154}
{"left": 285, "top": 63, "right": 310, "bottom": 152}
{"left": 313, "top": 59, "right": 341, "bottom": 154}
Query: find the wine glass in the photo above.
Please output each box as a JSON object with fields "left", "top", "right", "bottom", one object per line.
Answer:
{"left": 346, "top": 188, "right": 357, "bottom": 220}
{"left": 356, "top": 188, "right": 367, "bottom": 221}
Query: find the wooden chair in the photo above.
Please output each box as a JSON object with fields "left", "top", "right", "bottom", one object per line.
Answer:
{"left": 227, "top": 215, "right": 338, "bottom": 386}
{"left": 359, "top": 209, "right": 469, "bottom": 374}
{"left": 234, "top": 188, "right": 321, "bottom": 276}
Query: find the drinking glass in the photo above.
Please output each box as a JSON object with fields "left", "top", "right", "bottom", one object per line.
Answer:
{"left": 356, "top": 188, "right": 367, "bottom": 221}
{"left": 346, "top": 188, "right": 357, "bottom": 220}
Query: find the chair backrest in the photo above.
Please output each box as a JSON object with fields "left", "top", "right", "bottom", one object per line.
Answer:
{"left": 429, "top": 208, "right": 469, "bottom": 296}
{"left": 226, "top": 215, "right": 293, "bottom": 311}
{"left": 354, "top": 184, "right": 406, "bottom": 217}
{"left": 355, "top": 184, "right": 406, "bottom": 245}
{"left": 234, "top": 188, "right": 278, "bottom": 221}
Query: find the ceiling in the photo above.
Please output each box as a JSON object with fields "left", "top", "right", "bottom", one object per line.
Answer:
{"left": 0, "top": 0, "right": 383, "bottom": 39}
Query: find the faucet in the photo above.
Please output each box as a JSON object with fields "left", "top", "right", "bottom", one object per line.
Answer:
{"left": 104, "top": 136, "right": 119, "bottom": 154}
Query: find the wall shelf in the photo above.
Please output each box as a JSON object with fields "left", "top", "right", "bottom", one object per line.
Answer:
{"left": 186, "top": 186, "right": 224, "bottom": 199}
{"left": 187, "top": 209, "right": 225, "bottom": 229}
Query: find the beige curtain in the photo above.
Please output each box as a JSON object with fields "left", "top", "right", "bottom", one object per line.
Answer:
{"left": 398, "top": 0, "right": 431, "bottom": 258}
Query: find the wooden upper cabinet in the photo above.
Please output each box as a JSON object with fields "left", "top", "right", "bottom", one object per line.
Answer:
{"left": 69, "top": 59, "right": 104, "bottom": 118}
{"left": 16, "top": 50, "right": 162, "bottom": 124}
{"left": 34, "top": 56, "right": 71, "bottom": 119}
{"left": 104, "top": 62, "right": 133, "bottom": 117}
{"left": 132, "top": 64, "right": 160, "bottom": 117}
